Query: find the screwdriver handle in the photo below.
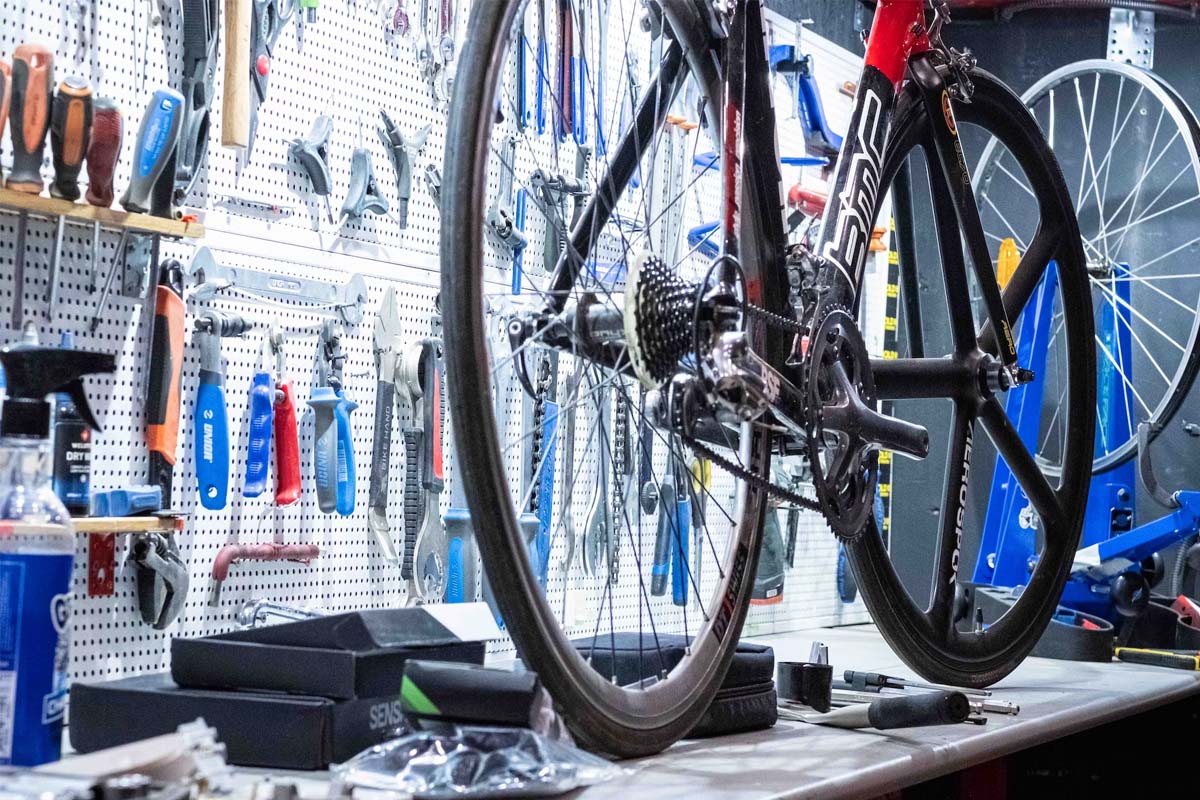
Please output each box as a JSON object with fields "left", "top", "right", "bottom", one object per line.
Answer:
{"left": 334, "top": 390, "right": 357, "bottom": 516}
{"left": 0, "top": 60, "right": 11, "bottom": 163}
{"left": 7, "top": 44, "right": 54, "bottom": 193}
{"left": 122, "top": 88, "right": 185, "bottom": 214}
{"left": 222, "top": 0, "right": 252, "bottom": 148}
{"left": 146, "top": 261, "right": 186, "bottom": 502}
{"left": 308, "top": 387, "right": 340, "bottom": 514}
{"left": 50, "top": 77, "right": 93, "bottom": 200}
{"left": 86, "top": 98, "right": 123, "bottom": 207}
{"left": 194, "top": 356, "right": 230, "bottom": 510}
{"left": 243, "top": 370, "right": 274, "bottom": 498}
{"left": 273, "top": 379, "right": 302, "bottom": 505}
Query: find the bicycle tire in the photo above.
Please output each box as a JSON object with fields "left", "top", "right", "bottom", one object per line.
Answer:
{"left": 441, "top": 0, "right": 783, "bottom": 757}
{"left": 848, "top": 68, "right": 1096, "bottom": 688}
{"left": 978, "top": 60, "right": 1200, "bottom": 474}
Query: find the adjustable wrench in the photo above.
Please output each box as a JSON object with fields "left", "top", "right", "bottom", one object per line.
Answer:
{"left": 486, "top": 134, "right": 528, "bottom": 253}
{"left": 369, "top": 288, "right": 404, "bottom": 564}
{"left": 397, "top": 337, "right": 446, "bottom": 603}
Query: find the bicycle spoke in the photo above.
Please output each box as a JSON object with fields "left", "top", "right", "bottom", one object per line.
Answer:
{"left": 979, "top": 397, "right": 1064, "bottom": 529}
{"left": 926, "top": 402, "right": 976, "bottom": 636}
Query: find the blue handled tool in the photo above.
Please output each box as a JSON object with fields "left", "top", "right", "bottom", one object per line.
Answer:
{"left": 671, "top": 453, "right": 691, "bottom": 607}
{"left": 243, "top": 334, "right": 275, "bottom": 498}
{"left": 91, "top": 485, "right": 163, "bottom": 516}
{"left": 594, "top": 0, "right": 607, "bottom": 154}
{"left": 512, "top": 187, "right": 528, "bottom": 291}
{"left": 121, "top": 88, "right": 185, "bottom": 214}
{"left": 651, "top": 480, "right": 674, "bottom": 596}
{"left": 517, "top": 8, "right": 532, "bottom": 130}
{"left": 535, "top": 0, "right": 551, "bottom": 135}
{"left": 571, "top": 0, "right": 586, "bottom": 145}
{"left": 194, "top": 311, "right": 251, "bottom": 510}
{"left": 444, "top": 424, "right": 477, "bottom": 603}
{"left": 308, "top": 321, "right": 355, "bottom": 515}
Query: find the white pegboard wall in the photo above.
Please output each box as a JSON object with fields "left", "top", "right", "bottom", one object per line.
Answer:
{"left": 0, "top": 1, "right": 871, "bottom": 680}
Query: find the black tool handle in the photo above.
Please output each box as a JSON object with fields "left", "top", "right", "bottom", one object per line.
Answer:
{"left": 402, "top": 427, "right": 424, "bottom": 580}
{"left": 867, "top": 692, "right": 970, "bottom": 730}
{"left": 369, "top": 378, "right": 397, "bottom": 513}
{"left": 7, "top": 44, "right": 54, "bottom": 193}
{"left": 50, "top": 77, "right": 92, "bottom": 200}
{"left": 844, "top": 670, "right": 897, "bottom": 691}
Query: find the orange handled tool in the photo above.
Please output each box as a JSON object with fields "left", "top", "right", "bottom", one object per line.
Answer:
{"left": 50, "top": 76, "right": 92, "bottom": 200}
{"left": 0, "top": 59, "right": 11, "bottom": 173}
{"left": 146, "top": 260, "right": 186, "bottom": 502}
{"left": 6, "top": 43, "right": 53, "bottom": 193}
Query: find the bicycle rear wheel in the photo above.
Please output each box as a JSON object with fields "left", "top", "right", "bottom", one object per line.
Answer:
{"left": 848, "top": 68, "right": 1095, "bottom": 687}
{"left": 442, "top": 0, "right": 786, "bottom": 756}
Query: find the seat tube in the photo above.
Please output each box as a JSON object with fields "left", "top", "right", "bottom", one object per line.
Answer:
{"left": 814, "top": 0, "right": 928, "bottom": 309}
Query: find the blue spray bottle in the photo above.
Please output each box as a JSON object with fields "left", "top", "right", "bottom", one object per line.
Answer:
{"left": 0, "top": 345, "right": 115, "bottom": 765}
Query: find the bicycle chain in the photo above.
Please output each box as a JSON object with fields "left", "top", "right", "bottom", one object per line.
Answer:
{"left": 528, "top": 355, "right": 554, "bottom": 515}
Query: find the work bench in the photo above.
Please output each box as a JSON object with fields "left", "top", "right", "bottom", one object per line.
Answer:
{"left": 223, "top": 624, "right": 1200, "bottom": 799}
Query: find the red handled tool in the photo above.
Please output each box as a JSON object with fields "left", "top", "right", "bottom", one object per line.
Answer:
{"left": 7, "top": 44, "right": 53, "bottom": 330}
{"left": 209, "top": 542, "right": 319, "bottom": 605}
{"left": 85, "top": 98, "right": 123, "bottom": 294}
{"left": 146, "top": 260, "right": 186, "bottom": 502}
{"left": 47, "top": 76, "right": 93, "bottom": 317}
{"left": 270, "top": 325, "right": 301, "bottom": 506}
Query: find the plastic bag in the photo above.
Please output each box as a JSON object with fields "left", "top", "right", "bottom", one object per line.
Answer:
{"left": 331, "top": 726, "right": 621, "bottom": 799}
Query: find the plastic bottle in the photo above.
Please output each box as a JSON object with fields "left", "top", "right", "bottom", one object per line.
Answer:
{"left": 0, "top": 345, "right": 115, "bottom": 766}
{"left": 52, "top": 333, "right": 92, "bottom": 515}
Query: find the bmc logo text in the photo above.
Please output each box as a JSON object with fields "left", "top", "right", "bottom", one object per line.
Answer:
{"left": 822, "top": 88, "right": 886, "bottom": 286}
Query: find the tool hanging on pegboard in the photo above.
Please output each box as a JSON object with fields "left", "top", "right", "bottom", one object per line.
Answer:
{"left": 308, "top": 320, "right": 357, "bottom": 516}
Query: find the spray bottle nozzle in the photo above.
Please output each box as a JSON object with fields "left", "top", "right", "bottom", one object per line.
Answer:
{"left": 0, "top": 347, "right": 117, "bottom": 437}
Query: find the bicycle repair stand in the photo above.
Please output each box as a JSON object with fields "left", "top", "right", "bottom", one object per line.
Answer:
{"left": 969, "top": 264, "right": 1200, "bottom": 660}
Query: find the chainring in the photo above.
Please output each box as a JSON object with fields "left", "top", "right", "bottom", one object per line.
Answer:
{"left": 804, "top": 305, "right": 880, "bottom": 541}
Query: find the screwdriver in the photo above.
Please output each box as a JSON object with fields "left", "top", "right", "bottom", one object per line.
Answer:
{"left": 47, "top": 76, "right": 93, "bottom": 318}
{"left": 85, "top": 98, "right": 123, "bottom": 294}
{"left": 121, "top": 88, "right": 185, "bottom": 214}
{"left": 6, "top": 44, "right": 53, "bottom": 331}
{"left": 0, "top": 59, "right": 11, "bottom": 180}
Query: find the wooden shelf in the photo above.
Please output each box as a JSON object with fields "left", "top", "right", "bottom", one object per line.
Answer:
{"left": 75, "top": 515, "right": 185, "bottom": 535}
{"left": 0, "top": 187, "right": 205, "bottom": 238}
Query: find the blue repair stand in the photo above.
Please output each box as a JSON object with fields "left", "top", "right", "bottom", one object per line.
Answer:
{"left": 973, "top": 264, "right": 1200, "bottom": 633}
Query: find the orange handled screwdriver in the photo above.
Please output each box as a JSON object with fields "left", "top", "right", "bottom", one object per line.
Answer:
{"left": 7, "top": 44, "right": 53, "bottom": 330}
{"left": 50, "top": 76, "right": 92, "bottom": 200}
{"left": 6, "top": 43, "right": 53, "bottom": 193}
{"left": 0, "top": 59, "right": 12, "bottom": 180}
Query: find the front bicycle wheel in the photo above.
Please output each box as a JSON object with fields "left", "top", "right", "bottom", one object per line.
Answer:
{"left": 442, "top": 0, "right": 787, "bottom": 756}
{"left": 848, "top": 69, "right": 1096, "bottom": 687}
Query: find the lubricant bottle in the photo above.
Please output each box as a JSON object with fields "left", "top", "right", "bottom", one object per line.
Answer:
{"left": 52, "top": 333, "right": 93, "bottom": 515}
{"left": 0, "top": 346, "right": 115, "bottom": 766}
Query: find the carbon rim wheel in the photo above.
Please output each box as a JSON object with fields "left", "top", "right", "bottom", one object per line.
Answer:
{"left": 977, "top": 60, "right": 1200, "bottom": 474}
{"left": 441, "top": 0, "right": 784, "bottom": 756}
{"left": 848, "top": 69, "right": 1095, "bottom": 687}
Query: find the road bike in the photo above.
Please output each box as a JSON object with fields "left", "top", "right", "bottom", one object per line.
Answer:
{"left": 441, "top": 0, "right": 1095, "bottom": 756}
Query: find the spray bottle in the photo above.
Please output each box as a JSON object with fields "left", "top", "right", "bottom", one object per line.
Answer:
{"left": 0, "top": 346, "right": 115, "bottom": 766}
